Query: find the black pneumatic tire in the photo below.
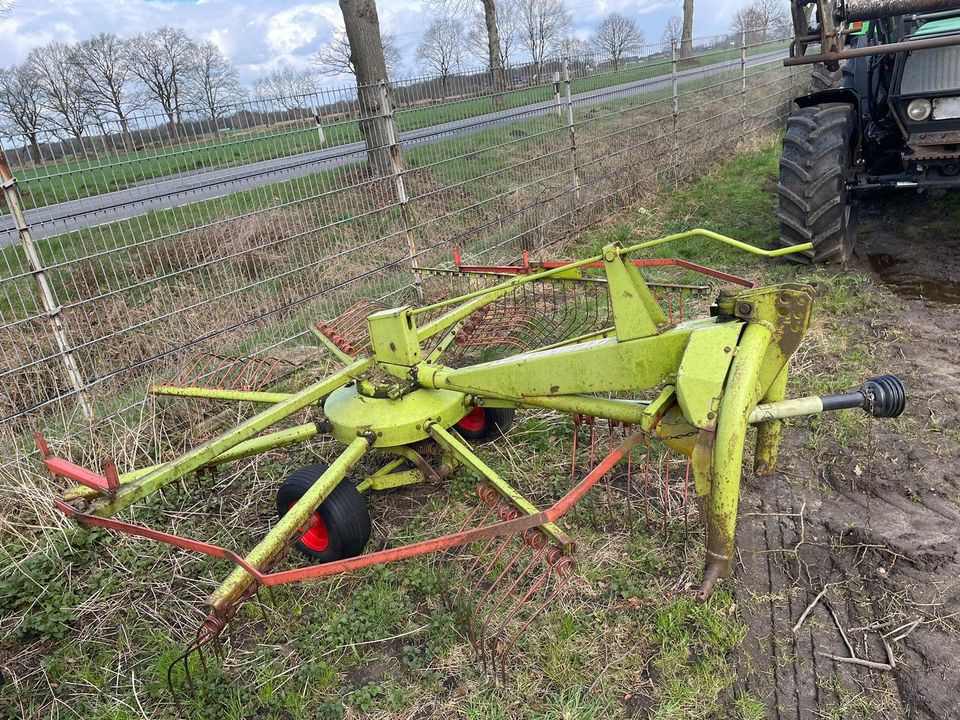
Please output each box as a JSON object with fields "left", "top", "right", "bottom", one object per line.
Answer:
{"left": 778, "top": 103, "right": 860, "bottom": 263}
{"left": 454, "top": 407, "right": 516, "bottom": 441}
{"left": 276, "top": 463, "right": 371, "bottom": 562}
{"left": 810, "top": 63, "right": 841, "bottom": 91}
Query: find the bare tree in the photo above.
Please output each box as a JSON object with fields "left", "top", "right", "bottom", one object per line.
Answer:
{"left": 416, "top": 17, "right": 464, "bottom": 99}
{"left": 315, "top": 29, "right": 401, "bottom": 78}
{"left": 681, "top": 0, "right": 694, "bottom": 59}
{"left": 662, "top": 16, "right": 683, "bottom": 48}
{"left": 252, "top": 64, "right": 319, "bottom": 111}
{"left": 0, "top": 0, "right": 13, "bottom": 16}
{"left": 518, "top": 0, "right": 570, "bottom": 80}
{"left": 0, "top": 63, "right": 45, "bottom": 163}
{"left": 27, "top": 42, "right": 93, "bottom": 142}
{"left": 71, "top": 33, "right": 137, "bottom": 150}
{"left": 188, "top": 41, "right": 243, "bottom": 134}
{"left": 752, "top": 0, "right": 790, "bottom": 41}
{"left": 128, "top": 26, "right": 197, "bottom": 140}
{"left": 592, "top": 13, "right": 644, "bottom": 71}
{"left": 430, "top": 0, "right": 507, "bottom": 105}
{"left": 339, "top": 0, "right": 400, "bottom": 174}
{"left": 466, "top": 0, "right": 520, "bottom": 67}
{"left": 557, "top": 36, "right": 588, "bottom": 60}
{"left": 731, "top": 0, "right": 787, "bottom": 44}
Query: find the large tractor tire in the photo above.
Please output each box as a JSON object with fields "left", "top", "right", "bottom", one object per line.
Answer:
{"left": 777, "top": 103, "right": 859, "bottom": 263}
{"left": 811, "top": 63, "right": 841, "bottom": 91}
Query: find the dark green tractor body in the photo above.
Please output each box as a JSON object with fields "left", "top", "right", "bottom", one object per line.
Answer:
{"left": 780, "top": 4, "right": 960, "bottom": 261}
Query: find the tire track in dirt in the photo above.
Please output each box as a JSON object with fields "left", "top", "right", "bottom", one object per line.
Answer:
{"left": 728, "top": 194, "right": 960, "bottom": 719}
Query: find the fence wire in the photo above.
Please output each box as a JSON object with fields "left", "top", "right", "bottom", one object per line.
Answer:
{"left": 0, "top": 33, "right": 808, "bottom": 445}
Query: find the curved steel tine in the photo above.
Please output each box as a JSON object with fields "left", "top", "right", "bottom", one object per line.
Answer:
{"left": 497, "top": 558, "right": 577, "bottom": 685}
{"left": 485, "top": 561, "right": 553, "bottom": 678}
{"left": 466, "top": 534, "right": 524, "bottom": 648}
{"left": 477, "top": 543, "right": 548, "bottom": 674}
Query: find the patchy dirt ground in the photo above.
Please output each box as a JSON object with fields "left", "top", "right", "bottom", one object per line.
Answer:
{"left": 731, "top": 193, "right": 960, "bottom": 720}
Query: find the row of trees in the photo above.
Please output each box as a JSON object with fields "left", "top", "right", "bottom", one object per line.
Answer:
{"left": 0, "top": 28, "right": 243, "bottom": 161}
{"left": 407, "top": 5, "right": 652, "bottom": 100}
{"left": 1, "top": 0, "right": 702, "bottom": 170}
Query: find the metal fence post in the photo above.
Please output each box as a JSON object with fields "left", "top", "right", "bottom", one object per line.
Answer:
{"left": 563, "top": 59, "right": 581, "bottom": 212}
{"left": 0, "top": 152, "right": 93, "bottom": 421}
{"left": 553, "top": 70, "right": 562, "bottom": 117}
{"left": 377, "top": 80, "right": 422, "bottom": 303}
{"left": 741, "top": 30, "right": 748, "bottom": 137}
{"left": 671, "top": 39, "right": 680, "bottom": 187}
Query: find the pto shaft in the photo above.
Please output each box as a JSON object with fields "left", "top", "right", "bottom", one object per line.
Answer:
{"left": 749, "top": 375, "right": 905, "bottom": 424}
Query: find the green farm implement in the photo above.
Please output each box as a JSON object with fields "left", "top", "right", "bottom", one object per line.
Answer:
{"left": 38, "top": 229, "right": 905, "bottom": 683}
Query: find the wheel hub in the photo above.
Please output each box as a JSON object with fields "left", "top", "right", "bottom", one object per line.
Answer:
{"left": 323, "top": 384, "right": 471, "bottom": 447}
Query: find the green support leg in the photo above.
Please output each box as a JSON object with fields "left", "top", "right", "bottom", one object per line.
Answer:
{"left": 698, "top": 323, "right": 772, "bottom": 602}
{"left": 208, "top": 434, "right": 371, "bottom": 613}
{"left": 754, "top": 363, "right": 788, "bottom": 477}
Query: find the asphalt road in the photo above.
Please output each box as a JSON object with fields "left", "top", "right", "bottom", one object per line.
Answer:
{"left": 0, "top": 49, "right": 787, "bottom": 247}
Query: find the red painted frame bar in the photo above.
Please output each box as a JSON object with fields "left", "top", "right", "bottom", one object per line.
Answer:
{"left": 51, "top": 432, "right": 646, "bottom": 588}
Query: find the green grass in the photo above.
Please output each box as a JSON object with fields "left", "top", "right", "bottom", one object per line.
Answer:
{"left": 7, "top": 40, "right": 788, "bottom": 212}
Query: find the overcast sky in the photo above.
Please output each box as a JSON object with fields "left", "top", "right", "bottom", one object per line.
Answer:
{"left": 0, "top": 0, "right": 746, "bottom": 86}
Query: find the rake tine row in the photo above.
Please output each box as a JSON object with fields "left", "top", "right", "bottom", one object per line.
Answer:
{"left": 468, "top": 530, "right": 550, "bottom": 658}
{"left": 488, "top": 551, "right": 577, "bottom": 685}
{"left": 568, "top": 415, "right": 695, "bottom": 537}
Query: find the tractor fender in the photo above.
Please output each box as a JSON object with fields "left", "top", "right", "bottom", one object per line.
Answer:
{"left": 794, "top": 87, "right": 861, "bottom": 111}
{"left": 793, "top": 88, "right": 863, "bottom": 159}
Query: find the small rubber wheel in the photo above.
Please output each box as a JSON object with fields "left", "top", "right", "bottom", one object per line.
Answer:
{"left": 276, "top": 463, "right": 371, "bottom": 562}
{"left": 455, "top": 407, "right": 516, "bottom": 441}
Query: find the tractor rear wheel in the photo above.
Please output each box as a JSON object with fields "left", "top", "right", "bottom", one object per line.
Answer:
{"left": 455, "top": 407, "right": 516, "bottom": 441}
{"left": 276, "top": 463, "right": 371, "bottom": 562}
{"left": 777, "top": 103, "right": 859, "bottom": 263}
{"left": 811, "top": 63, "right": 841, "bottom": 91}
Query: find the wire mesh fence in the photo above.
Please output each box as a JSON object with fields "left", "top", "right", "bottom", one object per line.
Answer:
{"left": 0, "top": 32, "right": 808, "bottom": 448}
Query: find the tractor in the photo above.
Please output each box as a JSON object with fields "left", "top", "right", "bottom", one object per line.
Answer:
{"left": 781, "top": 0, "right": 960, "bottom": 262}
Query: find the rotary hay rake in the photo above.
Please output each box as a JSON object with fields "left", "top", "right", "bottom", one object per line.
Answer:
{"left": 36, "top": 229, "right": 906, "bottom": 688}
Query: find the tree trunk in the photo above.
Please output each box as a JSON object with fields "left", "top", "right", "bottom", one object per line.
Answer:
{"left": 28, "top": 134, "right": 41, "bottom": 165}
{"left": 340, "top": 0, "right": 399, "bottom": 176}
{"left": 681, "top": 0, "right": 695, "bottom": 60}
{"left": 481, "top": 0, "right": 505, "bottom": 109}
{"left": 165, "top": 109, "right": 180, "bottom": 142}
{"left": 119, "top": 115, "right": 135, "bottom": 153}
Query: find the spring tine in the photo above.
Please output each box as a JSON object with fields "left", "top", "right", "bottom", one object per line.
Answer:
{"left": 588, "top": 418, "right": 599, "bottom": 526}
{"left": 603, "top": 419, "right": 617, "bottom": 524}
{"left": 643, "top": 438, "right": 652, "bottom": 529}
{"left": 625, "top": 431, "right": 634, "bottom": 531}
{"left": 476, "top": 539, "right": 549, "bottom": 673}
{"left": 679, "top": 288, "right": 685, "bottom": 322}
{"left": 683, "top": 459, "right": 691, "bottom": 537}
{"left": 570, "top": 414, "right": 580, "bottom": 481}
{"left": 465, "top": 529, "right": 517, "bottom": 645}
{"left": 496, "top": 555, "right": 576, "bottom": 685}
{"left": 472, "top": 507, "right": 521, "bottom": 589}
{"left": 487, "top": 565, "right": 552, "bottom": 680}
{"left": 662, "top": 449, "right": 672, "bottom": 534}
{"left": 450, "top": 494, "right": 501, "bottom": 617}
{"left": 476, "top": 538, "right": 530, "bottom": 612}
